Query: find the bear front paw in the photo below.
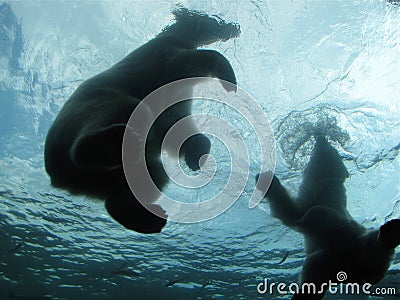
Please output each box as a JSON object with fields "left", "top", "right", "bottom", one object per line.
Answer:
{"left": 255, "top": 171, "right": 274, "bottom": 193}
{"left": 180, "top": 133, "right": 211, "bottom": 171}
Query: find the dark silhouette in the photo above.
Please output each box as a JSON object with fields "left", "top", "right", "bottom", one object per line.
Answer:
{"left": 257, "top": 136, "right": 400, "bottom": 299}
{"left": 44, "top": 7, "right": 240, "bottom": 234}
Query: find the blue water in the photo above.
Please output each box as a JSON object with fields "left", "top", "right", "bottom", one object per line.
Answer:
{"left": 1, "top": 1, "right": 400, "bottom": 299}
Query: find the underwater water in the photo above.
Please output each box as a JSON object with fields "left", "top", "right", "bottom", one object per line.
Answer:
{"left": 1, "top": 0, "right": 400, "bottom": 299}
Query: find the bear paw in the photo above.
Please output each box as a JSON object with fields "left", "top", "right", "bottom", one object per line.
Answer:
{"left": 180, "top": 133, "right": 211, "bottom": 171}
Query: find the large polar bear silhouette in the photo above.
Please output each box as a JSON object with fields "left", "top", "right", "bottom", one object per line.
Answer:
{"left": 257, "top": 136, "right": 400, "bottom": 299}
{"left": 44, "top": 8, "right": 240, "bottom": 234}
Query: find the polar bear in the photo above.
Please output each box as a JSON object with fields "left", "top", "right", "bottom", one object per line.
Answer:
{"left": 44, "top": 7, "right": 240, "bottom": 234}
{"left": 257, "top": 136, "right": 400, "bottom": 299}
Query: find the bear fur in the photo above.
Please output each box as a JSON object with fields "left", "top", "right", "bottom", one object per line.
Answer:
{"left": 44, "top": 8, "right": 240, "bottom": 234}
{"left": 257, "top": 136, "right": 400, "bottom": 299}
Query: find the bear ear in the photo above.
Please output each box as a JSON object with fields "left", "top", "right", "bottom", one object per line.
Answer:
{"left": 71, "top": 124, "right": 126, "bottom": 171}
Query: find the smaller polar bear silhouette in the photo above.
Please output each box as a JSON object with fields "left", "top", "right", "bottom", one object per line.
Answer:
{"left": 257, "top": 135, "right": 400, "bottom": 299}
{"left": 44, "top": 8, "right": 240, "bottom": 234}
